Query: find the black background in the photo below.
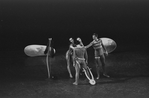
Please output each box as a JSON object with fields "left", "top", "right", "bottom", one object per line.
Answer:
{"left": 1, "top": 0, "right": 149, "bottom": 52}
{"left": 1, "top": 1, "right": 149, "bottom": 97}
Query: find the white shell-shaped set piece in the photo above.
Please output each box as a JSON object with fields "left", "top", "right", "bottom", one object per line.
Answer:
{"left": 24, "top": 45, "right": 47, "bottom": 57}
{"left": 100, "top": 37, "right": 117, "bottom": 53}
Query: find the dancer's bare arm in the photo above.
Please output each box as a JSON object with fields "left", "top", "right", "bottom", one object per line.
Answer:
{"left": 100, "top": 39, "right": 108, "bottom": 55}
{"left": 70, "top": 44, "right": 75, "bottom": 49}
{"left": 85, "top": 41, "right": 93, "bottom": 49}
{"left": 70, "top": 45, "right": 76, "bottom": 66}
{"left": 84, "top": 50, "right": 88, "bottom": 64}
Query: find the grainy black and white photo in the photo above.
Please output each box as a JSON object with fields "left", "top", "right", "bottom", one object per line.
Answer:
{"left": 1, "top": 0, "right": 149, "bottom": 98}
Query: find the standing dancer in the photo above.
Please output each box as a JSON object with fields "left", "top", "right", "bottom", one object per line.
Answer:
{"left": 66, "top": 37, "right": 87, "bottom": 78}
{"left": 85, "top": 33, "right": 110, "bottom": 79}
{"left": 70, "top": 39, "right": 95, "bottom": 85}
{"left": 44, "top": 38, "right": 56, "bottom": 78}
{"left": 66, "top": 38, "right": 76, "bottom": 78}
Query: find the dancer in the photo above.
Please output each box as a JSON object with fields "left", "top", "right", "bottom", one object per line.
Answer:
{"left": 44, "top": 38, "right": 56, "bottom": 78}
{"left": 76, "top": 37, "right": 88, "bottom": 64}
{"left": 85, "top": 33, "right": 110, "bottom": 79}
{"left": 70, "top": 38, "right": 95, "bottom": 85}
{"left": 66, "top": 37, "right": 86, "bottom": 78}
{"left": 66, "top": 38, "right": 76, "bottom": 78}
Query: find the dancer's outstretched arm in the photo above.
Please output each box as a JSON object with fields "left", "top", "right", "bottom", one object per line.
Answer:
{"left": 85, "top": 41, "right": 93, "bottom": 49}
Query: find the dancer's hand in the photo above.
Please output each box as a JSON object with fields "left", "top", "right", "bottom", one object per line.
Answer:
{"left": 105, "top": 51, "right": 108, "bottom": 56}
{"left": 86, "top": 61, "right": 88, "bottom": 65}
{"left": 73, "top": 62, "right": 76, "bottom": 67}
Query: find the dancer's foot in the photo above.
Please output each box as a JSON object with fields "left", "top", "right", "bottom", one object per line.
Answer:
{"left": 96, "top": 76, "right": 100, "bottom": 79}
{"left": 103, "top": 73, "right": 110, "bottom": 78}
{"left": 70, "top": 75, "right": 73, "bottom": 78}
{"left": 73, "top": 82, "right": 78, "bottom": 85}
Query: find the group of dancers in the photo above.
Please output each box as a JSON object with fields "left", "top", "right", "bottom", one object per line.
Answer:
{"left": 24, "top": 33, "right": 112, "bottom": 85}
{"left": 66, "top": 33, "right": 110, "bottom": 85}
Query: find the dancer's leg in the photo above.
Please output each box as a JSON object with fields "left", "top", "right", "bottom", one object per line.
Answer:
{"left": 100, "top": 55, "right": 110, "bottom": 78}
{"left": 95, "top": 57, "right": 100, "bottom": 79}
{"left": 66, "top": 51, "right": 73, "bottom": 78}
{"left": 73, "top": 61, "right": 80, "bottom": 85}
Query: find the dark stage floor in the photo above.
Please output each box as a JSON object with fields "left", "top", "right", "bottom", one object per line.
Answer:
{"left": 0, "top": 46, "right": 149, "bottom": 98}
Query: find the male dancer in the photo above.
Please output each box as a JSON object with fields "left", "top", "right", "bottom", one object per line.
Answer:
{"left": 85, "top": 33, "right": 109, "bottom": 79}
{"left": 70, "top": 38, "right": 95, "bottom": 85}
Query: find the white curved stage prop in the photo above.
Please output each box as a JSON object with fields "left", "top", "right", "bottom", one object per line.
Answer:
{"left": 100, "top": 37, "right": 117, "bottom": 53}
{"left": 83, "top": 67, "right": 96, "bottom": 85}
{"left": 24, "top": 45, "right": 55, "bottom": 57}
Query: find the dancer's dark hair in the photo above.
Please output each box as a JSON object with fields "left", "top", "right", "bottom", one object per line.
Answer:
{"left": 93, "top": 33, "right": 98, "bottom": 37}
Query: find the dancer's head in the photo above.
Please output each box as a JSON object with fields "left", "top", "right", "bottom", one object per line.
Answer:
{"left": 76, "top": 37, "right": 81, "bottom": 43}
{"left": 77, "top": 37, "right": 84, "bottom": 46}
{"left": 92, "top": 33, "right": 98, "bottom": 40}
{"left": 69, "top": 38, "right": 74, "bottom": 43}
